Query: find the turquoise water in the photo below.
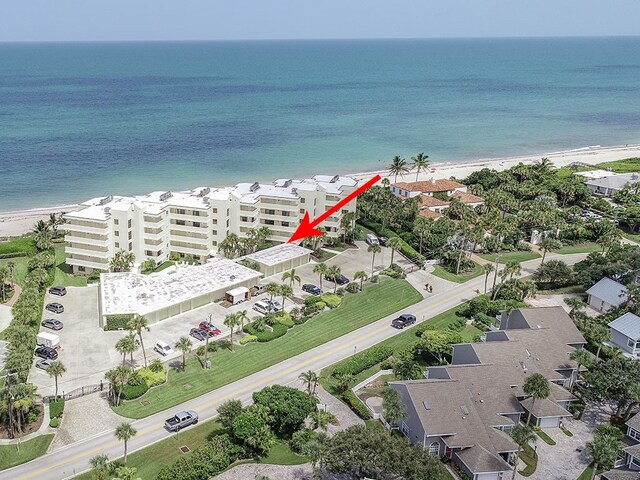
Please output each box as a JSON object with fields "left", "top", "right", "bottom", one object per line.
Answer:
{"left": 1, "top": 37, "right": 640, "bottom": 211}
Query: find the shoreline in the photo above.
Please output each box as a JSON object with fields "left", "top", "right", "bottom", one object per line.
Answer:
{"left": 1, "top": 143, "right": 639, "bottom": 239}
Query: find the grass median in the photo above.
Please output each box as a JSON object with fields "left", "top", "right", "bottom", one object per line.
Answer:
{"left": 0, "top": 434, "right": 54, "bottom": 471}
{"left": 113, "top": 278, "right": 422, "bottom": 418}
{"left": 431, "top": 261, "right": 484, "bottom": 283}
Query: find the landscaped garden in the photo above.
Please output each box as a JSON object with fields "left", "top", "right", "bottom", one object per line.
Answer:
{"left": 431, "top": 261, "right": 484, "bottom": 283}
{"left": 113, "top": 278, "right": 422, "bottom": 418}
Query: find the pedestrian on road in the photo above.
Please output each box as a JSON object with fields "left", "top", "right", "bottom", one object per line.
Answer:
{"left": 428, "top": 285, "right": 433, "bottom": 293}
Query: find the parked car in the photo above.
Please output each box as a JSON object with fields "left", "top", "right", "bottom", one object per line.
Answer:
{"left": 190, "top": 328, "right": 208, "bottom": 341}
{"left": 41, "top": 319, "right": 64, "bottom": 331}
{"left": 164, "top": 410, "right": 199, "bottom": 432}
{"left": 154, "top": 341, "right": 174, "bottom": 356}
{"left": 35, "top": 358, "right": 54, "bottom": 370}
{"left": 302, "top": 284, "right": 322, "bottom": 295}
{"left": 35, "top": 346, "right": 58, "bottom": 360}
{"left": 253, "top": 300, "right": 272, "bottom": 315}
{"left": 366, "top": 233, "right": 379, "bottom": 245}
{"left": 378, "top": 236, "right": 388, "bottom": 246}
{"left": 267, "top": 299, "right": 283, "bottom": 311}
{"left": 198, "top": 321, "right": 222, "bottom": 336}
{"left": 45, "top": 303, "right": 64, "bottom": 314}
{"left": 48, "top": 286, "right": 67, "bottom": 296}
{"left": 391, "top": 313, "right": 417, "bottom": 329}
{"left": 325, "top": 274, "right": 349, "bottom": 285}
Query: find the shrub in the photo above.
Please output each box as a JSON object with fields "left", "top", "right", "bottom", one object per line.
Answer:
{"left": 49, "top": 399, "right": 65, "bottom": 419}
{"left": 321, "top": 293, "right": 342, "bottom": 309}
{"left": 121, "top": 380, "right": 149, "bottom": 400}
{"left": 293, "top": 315, "right": 310, "bottom": 325}
{"left": 243, "top": 323, "right": 288, "bottom": 342}
{"left": 304, "top": 295, "right": 322, "bottom": 306}
{"left": 253, "top": 385, "right": 318, "bottom": 436}
{"left": 127, "top": 370, "right": 144, "bottom": 386}
{"left": 332, "top": 345, "right": 393, "bottom": 377}
{"left": 305, "top": 301, "right": 326, "bottom": 315}
{"left": 148, "top": 358, "right": 165, "bottom": 373}
{"left": 138, "top": 366, "right": 167, "bottom": 387}
{"left": 49, "top": 417, "right": 60, "bottom": 428}
{"left": 239, "top": 335, "right": 258, "bottom": 345}
{"left": 341, "top": 391, "right": 371, "bottom": 420}
{"left": 336, "top": 287, "right": 346, "bottom": 297}
{"left": 345, "top": 283, "right": 359, "bottom": 294}
{"left": 359, "top": 220, "right": 425, "bottom": 266}
{"left": 196, "top": 342, "right": 218, "bottom": 356}
{"left": 276, "top": 312, "right": 294, "bottom": 327}
{"left": 27, "top": 410, "right": 38, "bottom": 424}
{"left": 290, "top": 428, "right": 315, "bottom": 453}
{"left": 104, "top": 314, "right": 134, "bottom": 331}
{"left": 380, "top": 263, "right": 405, "bottom": 279}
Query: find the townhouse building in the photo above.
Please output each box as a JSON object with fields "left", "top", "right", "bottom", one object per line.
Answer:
{"left": 63, "top": 175, "right": 357, "bottom": 274}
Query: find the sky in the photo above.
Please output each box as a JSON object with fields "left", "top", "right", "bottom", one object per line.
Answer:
{"left": 1, "top": 0, "right": 639, "bottom": 42}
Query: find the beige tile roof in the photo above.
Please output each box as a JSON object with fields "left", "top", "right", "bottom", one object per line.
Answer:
{"left": 418, "top": 209, "right": 442, "bottom": 219}
{"left": 419, "top": 195, "right": 450, "bottom": 207}
{"left": 450, "top": 191, "right": 485, "bottom": 204}
{"left": 394, "top": 179, "right": 466, "bottom": 193}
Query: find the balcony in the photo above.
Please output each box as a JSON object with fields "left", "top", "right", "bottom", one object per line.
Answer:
{"left": 66, "top": 246, "right": 110, "bottom": 258}
{"left": 65, "top": 234, "right": 108, "bottom": 247}
{"left": 143, "top": 229, "right": 166, "bottom": 241}
{"left": 169, "top": 231, "right": 210, "bottom": 245}
{"left": 168, "top": 223, "right": 209, "bottom": 233}
{"left": 65, "top": 223, "right": 109, "bottom": 235}
{"left": 169, "top": 243, "right": 211, "bottom": 256}
{"left": 169, "top": 211, "right": 210, "bottom": 222}
{"left": 67, "top": 255, "right": 109, "bottom": 269}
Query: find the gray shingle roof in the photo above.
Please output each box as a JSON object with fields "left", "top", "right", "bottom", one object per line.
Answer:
{"left": 609, "top": 313, "right": 640, "bottom": 341}
{"left": 587, "top": 278, "right": 628, "bottom": 307}
{"left": 626, "top": 412, "right": 640, "bottom": 432}
{"left": 519, "top": 397, "right": 572, "bottom": 418}
{"left": 585, "top": 173, "right": 640, "bottom": 190}
{"left": 602, "top": 470, "right": 640, "bottom": 480}
{"left": 624, "top": 443, "right": 640, "bottom": 458}
{"left": 456, "top": 445, "right": 512, "bottom": 474}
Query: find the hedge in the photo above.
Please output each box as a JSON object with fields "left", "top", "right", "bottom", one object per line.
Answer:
{"left": 104, "top": 314, "right": 134, "bottom": 331}
{"left": 276, "top": 312, "right": 294, "bottom": 327}
{"left": 239, "top": 335, "right": 258, "bottom": 345}
{"left": 243, "top": 322, "right": 289, "bottom": 342}
{"left": 0, "top": 252, "right": 28, "bottom": 259}
{"left": 358, "top": 219, "right": 425, "bottom": 265}
{"left": 49, "top": 418, "right": 60, "bottom": 428}
{"left": 332, "top": 345, "right": 393, "bottom": 377}
{"left": 304, "top": 295, "right": 322, "bottom": 306}
{"left": 341, "top": 391, "right": 372, "bottom": 420}
{"left": 138, "top": 366, "right": 167, "bottom": 387}
{"left": 49, "top": 399, "right": 65, "bottom": 419}
{"left": 321, "top": 293, "right": 342, "bottom": 309}
{"left": 121, "top": 380, "right": 150, "bottom": 400}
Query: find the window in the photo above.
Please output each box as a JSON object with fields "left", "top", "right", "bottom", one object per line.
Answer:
{"left": 265, "top": 220, "right": 275, "bottom": 225}
{"left": 128, "top": 231, "right": 132, "bottom": 240}
{"left": 177, "top": 209, "right": 186, "bottom": 215}
{"left": 193, "top": 210, "right": 200, "bottom": 217}
{"left": 145, "top": 250, "right": 152, "bottom": 256}
{"left": 265, "top": 209, "right": 275, "bottom": 215}
{"left": 115, "top": 242, "right": 120, "bottom": 248}
{"left": 114, "top": 231, "right": 120, "bottom": 237}
{"left": 176, "top": 220, "right": 186, "bottom": 226}
{"left": 193, "top": 222, "right": 201, "bottom": 228}
{"left": 78, "top": 266, "right": 86, "bottom": 272}
{"left": 128, "top": 242, "right": 133, "bottom": 251}
{"left": 629, "top": 428, "right": 640, "bottom": 441}
{"left": 282, "top": 211, "right": 290, "bottom": 216}
{"left": 241, "top": 216, "right": 248, "bottom": 222}
{"left": 282, "top": 221, "right": 290, "bottom": 227}
{"left": 300, "top": 198, "right": 305, "bottom": 203}
{"left": 114, "top": 219, "right": 119, "bottom": 225}
{"left": 400, "top": 421, "right": 408, "bottom": 436}
{"left": 212, "top": 230, "right": 217, "bottom": 236}
{"left": 428, "top": 442, "right": 440, "bottom": 456}
{"left": 212, "top": 219, "right": 217, "bottom": 224}
{"left": 300, "top": 209, "right": 305, "bottom": 214}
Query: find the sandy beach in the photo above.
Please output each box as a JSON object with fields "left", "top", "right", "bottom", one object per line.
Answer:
{"left": 1, "top": 143, "right": 639, "bottom": 239}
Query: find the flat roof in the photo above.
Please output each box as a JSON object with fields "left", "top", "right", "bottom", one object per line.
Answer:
{"left": 243, "top": 243, "right": 313, "bottom": 267}
{"left": 101, "top": 259, "right": 262, "bottom": 316}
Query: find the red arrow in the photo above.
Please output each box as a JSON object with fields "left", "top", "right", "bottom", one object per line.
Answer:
{"left": 288, "top": 174, "right": 382, "bottom": 243}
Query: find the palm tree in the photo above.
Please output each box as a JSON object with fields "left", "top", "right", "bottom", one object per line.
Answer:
{"left": 10, "top": 383, "right": 37, "bottom": 433}
{"left": 236, "top": 309, "right": 249, "bottom": 333}
{"left": 587, "top": 433, "right": 621, "bottom": 480}
{"left": 282, "top": 268, "right": 301, "bottom": 287}
{"left": 279, "top": 284, "right": 293, "bottom": 309}
{"left": 32, "top": 219, "right": 50, "bottom": 234}
{"left": 539, "top": 237, "right": 562, "bottom": 265}
{"left": 175, "top": 336, "right": 193, "bottom": 370}
{"left": 265, "top": 282, "right": 280, "bottom": 305}
{"left": 588, "top": 323, "right": 610, "bottom": 359}
{"left": 47, "top": 361, "right": 66, "bottom": 398}
{"left": 115, "top": 423, "right": 137, "bottom": 464}
{"left": 386, "top": 237, "right": 402, "bottom": 266}
{"left": 223, "top": 314, "right": 240, "bottom": 351}
{"left": 368, "top": 243, "right": 381, "bottom": 276}
{"left": 505, "top": 260, "right": 521, "bottom": 279}
{"left": 569, "top": 348, "right": 593, "bottom": 392}
{"left": 413, "top": 218, "right": 430, "bottom": 255}
{"left": 89, "top": 453, "right": 112, "bottom": 480}
{"left": 388, "top": 155, "right": 409, "bottom": 183}
{"left": 354, "top": 270, "right": 368, "bottom": 291}
{"left": 523, "top": 373, "right": 551, "bottom": 425}
{"left": 298, "top": 370, "right": 319, "bottom": 396}
{"left": 115, "top": 334, "right": 139, "bottom": 367}
{"left": 313, "top": 263, "right": 328, "bottom": 291}
{"left": 510, "top": 425, "right": 536, "bottom": 480}
{"left": 411, "top": 152, "right": 430, "bottom": 181}
{"left": 483, "top": 263, "right": 494, "bottom": 294}
{"left": 564, "top": 297, "right": 585, "bottom": 319}
{"left": 327, "top": 265, "right": 342, "bottom": 293}
{"left": 6, "top": 261, "right": 15, "bottom": 287}
{"left": 128, "top": 315, "right": 150, "bottom": 368}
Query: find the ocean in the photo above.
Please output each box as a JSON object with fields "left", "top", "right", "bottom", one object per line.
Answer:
{"left": 1, "top": 37, "right": 640, "bottom": 212}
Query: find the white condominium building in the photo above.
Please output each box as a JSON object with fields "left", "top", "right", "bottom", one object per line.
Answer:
{"left": 63, "top": 175, "right": 358, "bottom": 274}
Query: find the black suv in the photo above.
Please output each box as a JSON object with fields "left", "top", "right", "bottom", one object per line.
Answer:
{"left": 302, "top": 284, "right": 321, "bottom": 295}
{"left": 35, "top": 346, "right": 58, "bottom": 360}
{"left": 42, "top": 319, "right": 64, "bottom": 330}
{"left": 391, "top": 314, "right": 416, "bottom": 329}
{"left": 325, "top": 274, "right": 349, "bottom": 285}
{"left": 49, "top": 286, "right": 67, "bottom": 296}
{"left": 45, "top": 303, "right": 64, "bottom": 314}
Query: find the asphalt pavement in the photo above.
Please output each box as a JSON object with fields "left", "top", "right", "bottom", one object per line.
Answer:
{"left": 5, "top": 253, "right": 586, "bottom": 480}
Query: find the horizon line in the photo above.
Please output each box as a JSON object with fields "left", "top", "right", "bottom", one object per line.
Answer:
{"left": 1, "top": 34, "right": 639, "bottom": 44}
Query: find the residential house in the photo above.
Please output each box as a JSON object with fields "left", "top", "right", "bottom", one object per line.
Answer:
{"left": 584, "top": 172, "right": 640, "bottom": 198}
{"left": 608, "top": 312, "right": 640, "bottom": 358}
{"left": 586, "top": 277, "right": 628, "bottom": 313}
{"left": 390, "top": 307, "right": 585, "bottom": 480}
{"left": 602, "top": 413, "right": 640, "bottom": 479}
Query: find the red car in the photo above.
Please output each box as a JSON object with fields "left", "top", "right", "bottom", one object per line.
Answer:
{"left": 198, "top": 321, "right": 222, "bottom": 336}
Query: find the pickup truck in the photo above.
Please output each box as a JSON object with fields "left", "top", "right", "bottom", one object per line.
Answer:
{"left": 164, "top": 410, "right": 199, "bottom": 432}
{"left": 391, "top": 313, "right": 416, "bottom": 329}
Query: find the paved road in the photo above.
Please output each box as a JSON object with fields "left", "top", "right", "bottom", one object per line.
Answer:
{"left": 6, "top": 253, "right": 586, "bottom": 480}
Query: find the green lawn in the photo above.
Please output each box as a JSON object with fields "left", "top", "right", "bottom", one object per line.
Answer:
{"left": 480, "top": 251, "right": 541, "bottom": 264}
{"left": 52, "top": 247, "right": 87, "bottom": 287}
{"left": 519, "top": 444, "right": 538, "bottom": 476}
{"left": 557, "top": 243, "right": 601, "bottom": 254}
{"left": 0, "top": 236, "right": 34, "bottom": 256}
{"left": 257, "top": 440, "right": 308, "bottom": 465}
{"left": 114, "top": 278, "right": 422, "bottom": 418}
{"left": 0, "top": 434, "right": 54, "bottom": 470}
{"left": 0, "top": 255, "right": 29, "bottom": 287}
{"left": 432, "top": 262, "right": 484, "bottom": 284}
{"left": 536, "top": 285, "right": 585, "bottom": 295}
{"left": 621, "top": 229, "right": 640, "bottom": 243}
{"left": 534, "top": 428, "right": 556, "bottom": 445}
{"left": 312, "top": 249, "right": 338, "bottom": 262}
{"left": 576, "top": 463, "right": 602, "bottom": 480}
{"left": 597, "top": 157, "right": 640, "bottom": 173}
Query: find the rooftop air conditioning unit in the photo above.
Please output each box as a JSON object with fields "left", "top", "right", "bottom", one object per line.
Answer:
{"left": 330, "top": 175, "right": 340, "bottom": 183}
{"left": 250, "top": 182, "right": 260, "bottom": 193}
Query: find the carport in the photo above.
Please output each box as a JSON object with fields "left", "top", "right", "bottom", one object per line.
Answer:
{"left": 243, "top": 243, "right": 312, "bottom": 277}
{"left": 99, "top": 259, "right": 262, "bottom": 326}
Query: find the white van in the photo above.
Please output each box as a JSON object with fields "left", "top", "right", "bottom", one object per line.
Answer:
{"left": 366, "top": 233, "right": 379, "bottom": 245}
{"left": 253, "top": 300, "right": 272, "bottom": 315}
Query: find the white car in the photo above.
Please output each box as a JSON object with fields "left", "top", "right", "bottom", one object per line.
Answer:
{"left": 154, "top": 341, "right": 174, "bottom": 356}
